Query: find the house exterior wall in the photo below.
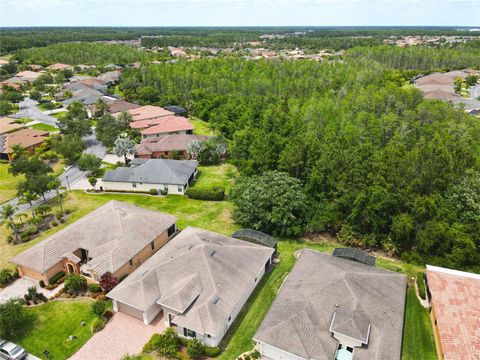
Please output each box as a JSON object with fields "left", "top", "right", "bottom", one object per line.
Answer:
{"left": 136, "top": 150, "right": 189, "bottom": 160}
{"left": 144, "top": 302, "right": 163, "bottom": 324}
{"left": 17, "top": 265, "right": 44, "bottom": 282}
{"left": 102, "top": 181, "right": 187, "bottom": 195}
{"left": 112, "top": 229, "right": 171, "bottom": 280}
{"left": 429, "top": 302, "right": 445, "bottom": 360}
{"left": 256, "top": 342, "right": 305, "bottom": 360}
{"left": 117, "top": 302, "right": 144, "bottom": 321}
{"left": 142, "top": 130, "right": 189, "bottom": 140}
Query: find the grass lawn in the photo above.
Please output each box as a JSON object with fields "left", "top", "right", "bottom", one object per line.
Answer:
{"left": 0, "top": 163, "right": 23, "bottom": 204}
{"left": 11, "top": 300, "right": 98, "bottom": 360}
{"left": 192, "top": 163, "right": 238, "bottom": 194}
{"left": 12, "top": 118, "right": 34, "bottom": 125}
{"left": 52, "top": 111, "right": 68, "bottom": 120}
{"left": 191, "top": 117, "right": 215, "bottom": 136}
{"left": 30, "top": 123, "right": 57, "bottom": 132}
{"left": 401, "top": 288, "right": 437, "bottom": 360}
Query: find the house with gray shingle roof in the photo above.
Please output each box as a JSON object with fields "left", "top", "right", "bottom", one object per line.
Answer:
{"left": 11, "top": 201, "right": 177, "bottom": 285}
{"left": 107, "top": 227, "right": 274, "bottom": 344}
{"left": 254, "top": 249, "right": 406, "bottom": 360}
{"left": 102, "top": 159, "right": 198, "bottom": 195}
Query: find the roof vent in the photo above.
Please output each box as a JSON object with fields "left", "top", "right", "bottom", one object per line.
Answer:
{"left": 209, "top": 250, "right": 217, "bottom": 257}
{"left": 213, "top": 297, "right": 220, "bottom": 304}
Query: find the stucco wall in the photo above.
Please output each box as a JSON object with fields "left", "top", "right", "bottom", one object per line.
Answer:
{"left": 18, "top": 265, "right": 44, "bottom": 282}
{"left": 113, "top": 230, "right": 170, "bottom": 280}
{"left": 256, "top": 342, "right": 305, "bottom": 360}
{"left": 142, "top": 130, "right": 188, "bottom": 140}
{"left": 102, "top": 181, "right": 187, "bottom": 195}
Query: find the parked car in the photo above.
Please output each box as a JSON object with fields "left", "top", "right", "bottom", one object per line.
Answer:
{"left": 0, "top": 340, "right": 27, "bottom": 360}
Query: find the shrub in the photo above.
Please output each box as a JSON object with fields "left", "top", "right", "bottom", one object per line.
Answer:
{"left": 120, "top": 354, "right": 143, "bottom": 360}
{"left": 417, "top": 272, "right": 427, "bottom": 300}
{"left": 104, "top": 310, "right": 113, "bottom": 320}
{"left": 149, "top": 188, "right": 158, "bottom": 195}
{"left": 50, "top": 220, "right": 58, "bottom": 227}
{"left": 64, "top": 274, "right": 87, "bottom": 293}
{"left": 143, "top": 333, "right": 162, "bottom": 352}
{"left": 90, "top": 317, "right": 106, "bottom": 333}
{"left": 187, "top": 339, "right": 204, "bottom": 359}
{"left": 39, "top": 280, "right": 45, "bottom": 288}
{"left": 20, "top": 225, "right": 38, "bottom": 240}
{"left": 0, "top": 268, "right": 14, "bottom": 287}
{"left": 89, "top": 283, "right": 102, "bottom": 293}
{"left": 0, "top": 298, "right": 27, "bottom": 338}
{"left": 204, "top": 346, "right": 222, "bottom": 357}
{"left": 186, "top": 185, "right": 225, "bottom": 201}
{"left": 92, "top": 300, "right": 106, "bottom": 317}
{"left": 160, "top": 188, "right": 168, "bottom": 196}
{"left": 251, "top": 350, "right": 261, "bottom": 359}
{"left": 97, "top": 294, "right": 106, "bottom": 301}
{"left": 49, "top": 271, "right": 65, "bottom": 284}
{"left": 99, "top": 273, "right": 118, "bottom": 291}
{"left": 158, "top": 327, "right": 179, "bottom": 357}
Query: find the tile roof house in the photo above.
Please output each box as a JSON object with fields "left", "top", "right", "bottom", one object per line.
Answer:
{"left": 426, "top": 265, "right": 480, "bottom": 360}
{"left": 0, "top": 128, "right": 49, "bottom": 162}
{"left": 102, "top": 159, "right": 198, "bottom": 195}
{"left": 140, "top": 117, "right": 195, "bottom": 140}
{"left": 0, "top": 117, "right": 25, "bottom": 135}
{"left": 107, "top": 226, "right": 274, "bottom": 345}
{"left": 113, "top": 105, "right": 174, "bottom": 122}
{"left": 96, "top": 70, "right": 121, "bottom": 85}
{"left": 106, "top": 100, "right": 140, "bottom": 114}
{"left": 254, "top": 249, "right": 407, "bottom": 360}
{"left": 135, "top": 134, "right": 208, "bottom": 159}
{"left": 11, "top": 201, "right": 177, "bottom": 284}
{"left": 47, "top": 63, "right": 72, "bottom": 71}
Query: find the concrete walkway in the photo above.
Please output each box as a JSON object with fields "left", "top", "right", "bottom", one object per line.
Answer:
{"left": 69, "top": 312, "right": 165, "bottom": 360}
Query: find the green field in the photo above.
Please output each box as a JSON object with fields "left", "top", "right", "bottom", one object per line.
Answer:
{"left": 0, "top": 163, "right": 22, "bottom": 204}
{"left": 30, "top": 123, "right": 57, "bottom": 131}
{"left": 191, "top": 117, "right": 215, "bottom": 136}
{"left": 193, "top": 163, "right": 238, "bottom": 194}
{"left": 12, "top": 300, "right": 98, "bottom": 360}
{"left": 401, "top": 288, "right": 437, "bottom": 360}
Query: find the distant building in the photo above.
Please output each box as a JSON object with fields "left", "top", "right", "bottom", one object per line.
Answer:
{"left": 140, "top": 117, "right": 194, "bottom": 140}
{"left": 113, "top": 105, "right": 175, "bottom": 122}
{"left": 426, "top": 265, "right": 480, "bottom": 360}
{"left": 0, "top": 128, "right": 49, "bottom": 162}
{"left": 102, "top": 158, "right": 198, "bottom": 195}
{"left": 47, "top": 63, "right": 73, "bottom": 71}
{"left": 135, "top": 134, "right": 208, "bottom": 159}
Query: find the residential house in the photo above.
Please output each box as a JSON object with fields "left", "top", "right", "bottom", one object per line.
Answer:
{"left": 0, "top": 117, "right": 24, "bottom": 135}
{"left": 11, "top": 201, "right": 177, "bottom": 284}
{"left": 135, "top": 134, "right": 208, "bottom": 159}
{"left": 425, "top": 265, "right": 480, "bottom": 360}
{"left": 0, "top": 128, "right": 49, "bottom": 162}
{"left": 96, "top": 70, "right": 121, "bottom": 85}
{"left": 138, "top": 117, "right": 195, "bottom": 140}
{"left": 254, "top": 249, "right": 407, "bottom": 360}
{"left": 2, "top": 70, "right": 44, "bottom": 85}
{"left": 47, "top": 63, "right": 72, "bottom": 71}
{"left": 106, "top": 100, "right": 140, "bottom": 114}
{"left": 164, "top": 105, "right": 188, "bottom": 117}
{"left": 113, "top": 105, "right": 175, "bottom": 122}
{"left": 107, "top": 226, "right": 274, "bottom": 345}
{"left": 102, "top": 158, "right": 198, "bottom": 195}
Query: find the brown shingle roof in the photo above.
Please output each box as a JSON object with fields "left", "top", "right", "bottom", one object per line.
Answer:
{"left": 426, "top": 265, "right": 480, "bottom": 360}
{"left": 11, "top": 201, "right": 177, "bottom": 276}
{"left": 0, "top": 117, "right": 25, "bottom": 135}
{"left": 135, "top": 134, "right": 208, "bottom": 156}
{"left": 1, "top": 128, "right": 49, "bottom": 153}
{"left": 47, "top": 63, "right": 72, "bottom": 70}
{"left": 107, "top": 100, "right": 140, "bottom": 114}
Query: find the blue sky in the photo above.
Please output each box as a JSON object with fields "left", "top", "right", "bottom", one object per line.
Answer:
{"left": 1, "top": 0, "right": 479, "bottom": 27}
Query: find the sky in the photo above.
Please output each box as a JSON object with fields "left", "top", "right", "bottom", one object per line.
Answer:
{"left": 0, "top": 0, "right": 479, "bottom": 27}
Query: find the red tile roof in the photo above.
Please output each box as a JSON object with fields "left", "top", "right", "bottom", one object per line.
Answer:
{"left": 140, "top": 117, "right": 194, "bottom": 136}
{"left": 426, "top": 265, "right": 480, "bottom": 360}
{"left": 114, "top": 105, "right": 174, "bottom": 122}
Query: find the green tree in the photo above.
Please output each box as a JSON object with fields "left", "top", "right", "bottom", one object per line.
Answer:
{"left": 88, "top": 176, "right": 97, "bottom": 190}
{"left": 94, "top": 98, "right": 109, "bottom": 118}
{"left": 29, "top": 90, "right": 42, "bottom": 102}
{"left": 0, "top": 100, "right": 13, "bottom": 116}
{"left": 231, "top": 171, "right": 307, "bottom": 236}
{"left": 10, "top": 145, "right": 28, "bottom": 161}
{"left": 57, "top": 101, "right": 91, "bottom": 137}
{"left": 117, "top": 110, "right": 132, "bottom": 128}
{"left": 0, "top": 298, "right": 26, "bottom": 338}
{"left": 113, "top": 135, "right": 135, "bottom": 165}
{"left": 53, "top": 134, "right": 86, "bottom": 163}
{"left": 19, "top": 191, "right": 38, "bottom": 218}
{"left": 64, "top": 274, "right": 87, "bottom": 293}
{"left": 78, "top": 154, "right": 102, "bottom": 176}
{"left": 0, "top": 204, "right": 19, "bottom": 243}
{"left": 96, "top": 114, "right": 124, "bottom": 147}
{"left": 47, "top": 178, "right": 64, "bottom": 216}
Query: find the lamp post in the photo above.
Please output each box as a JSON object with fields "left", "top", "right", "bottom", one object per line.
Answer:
{"left": 66, "top": 176, "right": 71, "bottom": 191}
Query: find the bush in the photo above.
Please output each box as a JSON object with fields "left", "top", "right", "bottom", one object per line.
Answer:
{"left": 160, "top": 188, "right": 168, "bottom": 196}
{"left": 186, "top": 185, "right": 225, "bottom": 201}
{"left": 90, "top": 317, "right": 106, "bottom": 333}
{"left": 149, "top": 188, "right": 158, "bottom": 195}
{"left": 39, "top": 280, "right": 45, "bottom": 288}
{"left": 104, "top": 310, "right": 113, "bottom": 320}
{"left": 251, "top": 350, "right": 261, "bottom": 359}
{"left": 49, "top": 270, "right": 66, "bottom": 284}
{"left": 20, "top": 225, "right": 38, "bottom": 240}
{"left": 0, "top": 268, "right": 14, "bottom": 287}
{"left": 417, "top": 272, "right": 427, "bottom": 300}
{"left": 92, "top": 300, "right": 106, "bottom": 317}
{"left": 143, "top": 333, "right": 162, "bottom": 352}
{"left": 89, "top": 283, "right": 102, "bottom": 293}
{"left": 64, "top": 274, "right": 87, "bottom": 293}
{"left": 187, "top": 339, "right": 204, "bottom": 359}
{"left": 99, "top": 273, "right": 118, "bottom": 291}
{"left": 0, "top": 298, "right": 27, "bottom": 338}
{"left": 204, "top": 346, "right": 222, "bottom": 357}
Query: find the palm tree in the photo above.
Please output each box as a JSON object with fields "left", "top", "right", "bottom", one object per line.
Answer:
{"left": 113, "top": 135, "right": 135, "bottom": 165}
{"left": 47, "top": 179, "right": 64, "bottom": 216}
{"left": 95, "top": 98, "right": 109, "bottom": 118}
{"left": 10, "top": 145, "right": 27, "bottom": 161}
{"left": 19, "top": 191, "right": 38, "bottom": 218}
{"left": 0, "top": 204, "right": 19, "bottom": 243}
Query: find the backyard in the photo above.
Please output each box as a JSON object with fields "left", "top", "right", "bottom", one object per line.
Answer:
{"left": 11, "top": 300, "right": 98, "bottom": 360}
{"left": 0, "top": 162, "right": 23, "bottom": 204}
{"left": 193, "top": 163, "right": 238, "bottom": 194}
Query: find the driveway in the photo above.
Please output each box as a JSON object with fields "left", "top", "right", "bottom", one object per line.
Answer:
{"left": 13, "top": 98, "right": 58, "bottom": 127}
{"left": 0, "top": 277, "right": 61, "bottom": 303}
{"left": 69, "top": 312, "right": 165, "bottom": 360}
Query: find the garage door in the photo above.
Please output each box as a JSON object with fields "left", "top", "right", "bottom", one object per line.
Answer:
{"left": 117, "top": 302, "right": 143, "bottom": 321}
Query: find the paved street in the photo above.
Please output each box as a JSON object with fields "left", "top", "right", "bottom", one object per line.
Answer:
{"left": 13, "top": 97, "right": 59, "bottom": 127}
{"left": 2, "top": 133, "right": 106, "bottom": 215}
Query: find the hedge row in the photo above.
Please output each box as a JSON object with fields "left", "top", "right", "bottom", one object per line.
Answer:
{"left": 49, "top": 271, "right": 65, "bottom": 284}
{"left": 185, "top": 186, "right": 225, "bottom": 201}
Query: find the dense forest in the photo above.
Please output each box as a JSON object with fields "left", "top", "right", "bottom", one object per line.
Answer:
{"left": 13, "top": 43, "right": 158, "bottom": 66}
{"left": 118, "top": 57, "right": 480, "bottom": 272}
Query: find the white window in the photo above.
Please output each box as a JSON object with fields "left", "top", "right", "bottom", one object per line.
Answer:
{"left": 178, "top": 185, "right": 183, "bottom": 193}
